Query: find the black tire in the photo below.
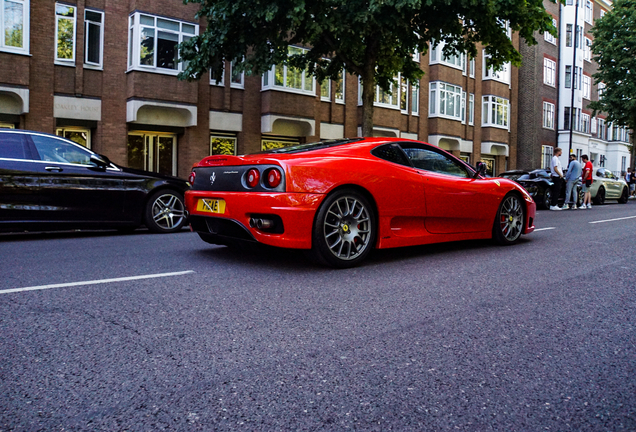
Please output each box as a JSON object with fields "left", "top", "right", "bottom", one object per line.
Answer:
{"left": 144, "top": 190, "right": 186, "bottom": 233}
{"left": 492, "top": 193, "right": 525, "bottom": 245}
{"left": 542, "top": 188, "right": 552, "bottom": 210}
{"left": 618, "top": 187, "right": 629, "bottom": 204}
{"left": 594, "top": 186, "right": 605, "bottom": 205}
{"left": 311, "top": 189, "right": 376, "bottom": 268}
{"left": 577, "top": 187, "right": 585, "bottom": 207}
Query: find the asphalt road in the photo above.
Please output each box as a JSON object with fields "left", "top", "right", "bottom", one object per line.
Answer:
{"left": 1, "top": 201, "right": 635, "bottom": 431}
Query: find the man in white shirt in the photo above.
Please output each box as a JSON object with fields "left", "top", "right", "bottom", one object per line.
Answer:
{"left": 549, "top": 147, "right": 564, "bottom": 211}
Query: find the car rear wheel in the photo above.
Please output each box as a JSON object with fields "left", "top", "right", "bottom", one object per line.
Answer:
{"left": 493, "top": 193, "right": 525, "bottom": 245}
{"left": 618, "top": 187, "right": 629, "bottom": 204}
{"left": 577, "top": 187, "right": 585, "bottom": 207}
{"left": 311, "top": 189, "right": 375, "bottom": 268}
{"left": 145, "top": 190, "right": 186, "bottom": 233}
{"left": 594, "top": 186, "right": 605, "bottom": 205}
{"left": 542, "top": 188, "right": 552, "bottom": 210}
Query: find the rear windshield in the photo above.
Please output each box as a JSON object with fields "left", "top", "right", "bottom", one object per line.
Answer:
{"left": 253, "top": 138, "right": 363, "bottom": 154}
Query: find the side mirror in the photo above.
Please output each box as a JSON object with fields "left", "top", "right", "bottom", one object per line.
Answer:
{"left": 474, "top": 162, "right": 487, "bottom": 178}
{"left": 90, "top": 154, "right": 109, "bottom": 169}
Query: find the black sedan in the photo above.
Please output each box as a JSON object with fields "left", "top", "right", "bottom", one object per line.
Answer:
{"left": 0, "top": 129, "right": 188, "bottom": 233}
{"left": 501, "top": 169, "right": 583, "bottom": 210}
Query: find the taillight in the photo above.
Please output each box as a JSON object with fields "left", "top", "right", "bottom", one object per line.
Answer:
{"left": 246, "top": 168, "right": 260, "bottom": 188}
{"left": 264, "top": 168, "right": 282, "bottom": 188}
{"left": 188, "top": 170, "right": 196, "bottom": 184}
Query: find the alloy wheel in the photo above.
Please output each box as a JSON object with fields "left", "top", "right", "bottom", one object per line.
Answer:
{"left": 322, "top": 196, "right": 372, "bottom": 261}
{"left": 498, "top": 195, "right": 524, "bottom": 242}
{"left": 152, "top": 193, "right": 186, "bottom": 231}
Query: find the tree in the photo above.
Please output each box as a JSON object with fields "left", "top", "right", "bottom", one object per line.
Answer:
{"left": 589, "top": 0, "right": 636, "bottom": 159}
{"left": 179, "top": 0, "right": 556, "bottom": 137}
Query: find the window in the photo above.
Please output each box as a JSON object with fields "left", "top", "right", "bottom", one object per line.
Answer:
{"left": 429, "top": 41, "right": 464, "bottom": 70}
{"left": 541, "top": 145, "right": 554, "bottom": 170}
{"left": 574, "top": 66, "right": 582, "bottom": 90}
{"left": 585, "top": 0, "right": 593, "bottom": 23}
{"left": 565, "top": 66, "right": 582, "bottom": 89}
{"left": 210, "top": 60, "right": 244, "bottom": 88}
{"left": 482, "top": 95, "right": 509, "bottom": 129}
{"left": 429, "top": 82, "right": 465, "bottom": 121}
{"left": 371, "top": 144, "right": 411, "bottom": 166}
{"left": 591, "top": 117, "right": 597, "bottom": 134}
{"left": 576, "top": 26, "right": 582, "bottom": 48}
{"left": 469, "top": 57, "right": 475, "bottom": 77}
{"left": 1, "top": 0, "right": 28, "bottom": 54}
{"left": 56, "top": 127, "right": 91, "bottom": 149}
{"left": 127, "top": 133, "right": 177, "bottom": 175}
{"left": 622, "top": 156, "right": 627, "bottom": 173}
{"left": 84, "top": 10, "right": 103, "bottom": 68}
{"left": 545, "top": 18, "right": 557, "bottom": 44}
{"left": 566, "top": 24, "right": 573, "bottom": 47}
{"left": 598, "top": 82, "right": 606, "bottom": 98}
{"left": 544, "top": 58, "right": 556, "bottom": 87}
{"left": 565, "top": 65, "right": 572, "bottom": 88}
{"left": 400, "top": 77, "right": 408, "bottom": 112}
{"left": 401, "top": 145, "right": 469, "bottom": 177}
{"left": 468, "top": 93, "right": 474, "bottom": 125}
{"left": 581, "top": 113, "right": 590, "bottom": 133}
{"left": 262, "top": 46, "right": 314, "bottom": 95}
{"left": 261, "top": 136, "right": 300, "bottom": 151}
{"left": 128, "top": 12, "right": 198, "bottom": 74}
{"left": 598, "top": 118, "right": 606, "bottom": 139}
{"left": 600, "top": 9, "right": 606, "bottom": 17}
{"left": 583, "top": 75, "right": 591, "bottom": 99}
{"left": 359, "top": 74, "right": 413, "bottom": 110}
{"left": 543, "top": 102, "right": 555, "bottom": 129}
{"left": 210, "top": 134, "right": 237, "bottom": 155}
{"left": 411, "top": 84, "right": 419, "bottom": 115}
{"left": 55, "top": 3, "right": 76, "bottom": 64}
{"left": 584, "top": 37, "right": 592, "bottom": 62}
{"left": 483, "top": 54, "right": 511, "bottom": 84}
{"left": 31, "top": 134, "right": 93, "bottom": 165}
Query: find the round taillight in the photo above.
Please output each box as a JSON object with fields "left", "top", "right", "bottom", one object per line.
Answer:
{"left": 188, "top": 170, "right": 196, "bottom": 184}
{"left": 264, "top": 168, "right": 282, "bottom": 188}
{"left": 246, "top": 168, "right": 260, "bottom": 188}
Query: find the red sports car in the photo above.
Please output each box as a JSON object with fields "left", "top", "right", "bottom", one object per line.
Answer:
{"left": 185, "top": 138, "right": 536, "bottom": 267}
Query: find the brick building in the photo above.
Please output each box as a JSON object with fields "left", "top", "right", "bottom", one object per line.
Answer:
{"left": 517, "top": 0, "right": 632, "bottom": 175}
{"left": 0, "top": 0, "right": 519, "bottom": 179}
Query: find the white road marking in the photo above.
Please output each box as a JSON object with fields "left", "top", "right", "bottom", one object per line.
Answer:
{"left": 0, "top": 270, "right": 195, "bottom": 295}
{"left": 534, "top": 227, "right": 556, "bottom": 231}
{"left": 589, "top": 215, "right": 636, "bottom": 224}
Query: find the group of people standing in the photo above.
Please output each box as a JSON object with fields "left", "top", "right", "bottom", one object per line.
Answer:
{"left": 549, "top": 147, "right": 596, "bottom": 211}
{"left": 625, "top": 167, "right": 636, "bottom": 198}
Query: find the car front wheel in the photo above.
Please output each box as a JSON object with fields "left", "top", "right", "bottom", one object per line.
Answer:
{"left": 145, "top": 190, "right": 186, "bottom": 233}
{"left": 493, "top": 193, "right": 525, "bottom": 245}
{"left": 311, "top": 189, "right": 376, "bottom": 268}
{"left": 542, "top": 188, "right": 552, "bottom": 210}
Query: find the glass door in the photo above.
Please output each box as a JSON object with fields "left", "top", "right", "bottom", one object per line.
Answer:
{"left": 127, "top": 133, "right": 176, "bottom": 175}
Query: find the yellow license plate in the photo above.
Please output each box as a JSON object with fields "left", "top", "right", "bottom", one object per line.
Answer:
{"left": 197, "top": 198, "right": 226, "bottom": 214}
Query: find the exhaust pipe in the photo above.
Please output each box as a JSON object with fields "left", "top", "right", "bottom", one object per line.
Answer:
{"left": 249, "top": 217, "right": 274, "bottom": 230}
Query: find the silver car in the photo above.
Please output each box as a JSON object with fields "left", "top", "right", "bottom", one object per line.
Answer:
{"left": 590, "top": 168, "right": 629, "bottom": 204}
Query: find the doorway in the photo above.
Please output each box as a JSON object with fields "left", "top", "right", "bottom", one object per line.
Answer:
{"left": 127, "top": 132, "right": 176, "bottom": 176}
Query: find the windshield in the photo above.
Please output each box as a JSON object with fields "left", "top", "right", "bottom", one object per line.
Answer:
{"left": 252, "top": 138, "right": 363, "bottom": 154}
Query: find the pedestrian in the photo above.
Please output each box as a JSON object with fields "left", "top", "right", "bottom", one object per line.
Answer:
{"left": 624, "top": 167, "right": 631, "bottom": 185}
{"left": 581, "top": 154, "right": 594, "bottom": 209}
{"left": 563, "top": 153, "right": 582, "bottom": 209}
{"left": 630, "top": 167, "right": 636, "bottom": 198}
{"left": 549, "top": 147, "right": 564, "bottom": 211}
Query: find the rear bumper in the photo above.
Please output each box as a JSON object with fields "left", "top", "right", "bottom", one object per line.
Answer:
{"left": 185, "top": 190, "right": 323, "bottom": 249}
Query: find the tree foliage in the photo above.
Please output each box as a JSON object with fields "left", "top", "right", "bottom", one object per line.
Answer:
{"left": 589, "top": 0, "right": 636, "bottom": 134}
{"left": 179, "top": 0, "right": 556, "bottom": 136}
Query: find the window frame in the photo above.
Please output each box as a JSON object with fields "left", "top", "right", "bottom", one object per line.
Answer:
{"left": 543, "top": 58, "right": 556, "bottom": 87}
{"left": 429, "top": 41, "right": 465, "bottom": 71}
{"left": 482, "top": 95, "right": 510, "bottom": 130}
{"left": 127, "top": 12, "right": 198, "bottom": 76}
{"left": 483, "top": 52, "right": 511, "bottom": 85}
{"left": 543, "top": 101, "right": 555, "bottom": 130}
{"left": 55, "top": 3, "right": 76, "bottom": 65}
{"left": 544, "top": 18, "right": 557, "bottom": 45}
{"left": 55, "top": 127, "right": 92, "bottom": 149}
{"left": 261, "top": 46, "right": 315, "bottom": 96}
{"left": 585, "top": 0, "right": 593, "bottom": 23}
{"left": 84, "top": 9, "right": 104, "bottom": 69}
{"left": 210, "top": 60, "right": 245, "bottom": 89}
{"left": 428, "top": 81, "right": 465, "bottom": 122}
{"left": 1, "top": 0, "right": 29, "bottom": 54}
{"left": 210, "top": 133, "right": 237, "bottom": 156}
{"left": 583, "top": 75, "right": 591, "bottom": 99}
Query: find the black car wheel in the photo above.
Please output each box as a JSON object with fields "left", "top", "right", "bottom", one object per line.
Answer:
{"left": 594, "top": 186, "right": 606, "bottom": 205}
{"left": 145, "top": 190, "right": 186, "bottom": 233}
{"left": 577, "top": 188, "right": 585, "bottom": 207}
{"left": 311, "top": 189, "right": 375, "bottom": 268}
{"left": 493, "top": 193, "right": 525, "bottom": 245}
{"left": 542, "top": 188, "right": 552, "bottom": 210}
{"left": 618, "top": 187, "right": 629, "bottom": 204}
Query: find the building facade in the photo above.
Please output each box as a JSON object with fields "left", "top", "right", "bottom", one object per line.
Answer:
{"left": 518, "top": 0, "right": 632, "bottom": 175}
{"left": 0, "top": 0, "right": 519, "bottom": 179}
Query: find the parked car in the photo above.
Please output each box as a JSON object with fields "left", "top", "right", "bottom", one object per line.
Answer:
{"left": 500, "top": 168, "right": 584, "bottom": 209}
{"left": 185, "top": 138, "right": 536, "bottom": 268}
{"left": 590, "top": 168, "right": 630, "bottom": 204}
{"left": 0, "top": 129, "right": 188, "bottom": 233}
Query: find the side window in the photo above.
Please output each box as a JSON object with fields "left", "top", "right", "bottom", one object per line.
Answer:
{"left": 30, "top": 135, "right": 93, "bottom": 165}
{"left": 371, "top": 144, "right": 411, "bottom": 166}
{"left": 400, "top": 146, "right": 469, "bottom": 177}
{"left": 0, "top": 133, "right": 29, "bottom": 159}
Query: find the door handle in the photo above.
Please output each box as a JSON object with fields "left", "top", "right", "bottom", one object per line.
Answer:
{"left": 45, "top": 166, "right": 63, "bottom": 172}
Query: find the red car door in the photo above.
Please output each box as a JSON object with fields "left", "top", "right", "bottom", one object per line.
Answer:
{"left": 399, "top": 144, "right": 494, "bottom": 234}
